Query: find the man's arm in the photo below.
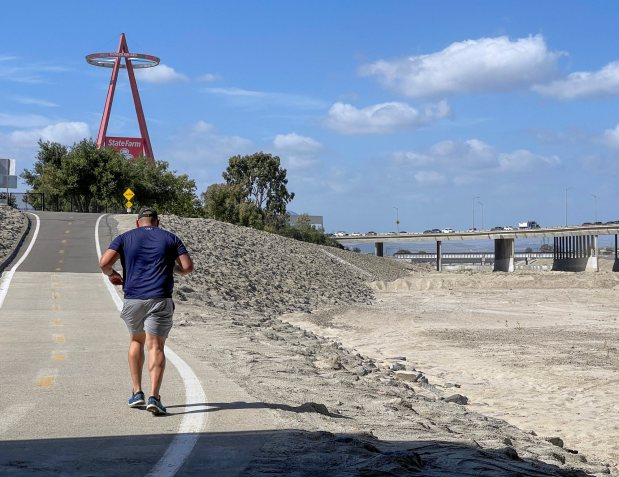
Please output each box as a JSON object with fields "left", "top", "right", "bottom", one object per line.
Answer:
{"left": 99, "top": 249, "right": 123, "bottom": 285}
{"left": 174, "top": 253, "right": 194, "bottom": 275}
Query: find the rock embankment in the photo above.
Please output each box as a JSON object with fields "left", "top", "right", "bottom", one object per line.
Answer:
{"left": 160, "top": 215, "right": 415, "bottom": 316}
{"left": 0, "top": 206, "right": 26, "bottom": 268}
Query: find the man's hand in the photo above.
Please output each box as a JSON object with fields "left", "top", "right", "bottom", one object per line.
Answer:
{"left": 107, "top": 270, "right": 123, "bottom": 286}
{"left": 174, "top": 254, "right": 194, "bottom": 275}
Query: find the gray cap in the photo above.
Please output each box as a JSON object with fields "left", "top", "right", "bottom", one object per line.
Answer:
{"left": 137, "top": 207, "right": 158, "bottom": 220}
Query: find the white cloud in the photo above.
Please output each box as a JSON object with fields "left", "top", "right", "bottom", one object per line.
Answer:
{"left": 11, "top": 95, "right": 58, "bottom": 107}
{"left": 0, "top": 113, "right": 51, "bottom": 128}
{"left": 393, "top": 151, "right": 433, "bottom": 167}
{"left": 533, "top": 61, "right": 619, "bottom": 99}
{"left": 326, "top": 100, "right": 450, "bottom": 134}
{"left": 602, "top": 124, "right": 619, "bottom": 148}
{"left": 197, "top": 73, "right": 220, "bottom": 82}
{"left": 0, "top": 59, "right": 69, "bottom": 84}
{"left": 8, "top": 122, "right": 90, "bottom": 147}
{"left": 204, "top": 87, "right": 328, "bottom": 110}
{"left": 160, "top": 120, "right": 254, "bottom": 193}
{"left": 391, "top": 138, "right": 560, "bottom": 186}
{"left": 360, "top": 35, "right": 562, "bottom": 97}
{"left": 498, "top": 149, "right": 560, "bottom": 172}
{"left": 414, "top": 170, "right": 447, "bottom": 185}
{"left": 273, "top": 133, "right": 322, "bottom": 170}
{"left": 135, "top": 64, "right": 187, "bottom": 83}
{"left": 273, "top": 132, "right": 321, "bottom": 153}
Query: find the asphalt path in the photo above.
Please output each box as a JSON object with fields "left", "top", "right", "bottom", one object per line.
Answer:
{"left": 0, "top": 212, "right": 278, "bottom": 476}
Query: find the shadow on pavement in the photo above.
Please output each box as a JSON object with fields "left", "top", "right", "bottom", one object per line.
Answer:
{"left": 0, "top": 429, "right": 591, "bottom": 476}
{"left": 166, "top": 400, "right": 348, "bottom": 419}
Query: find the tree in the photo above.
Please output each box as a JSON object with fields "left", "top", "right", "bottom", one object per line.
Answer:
{"left": 22, "top": 139, "right": 200, "bottom": 215}
{"left": 202, "top": 183, "right": 262, "bottom": 227}
{"left": 540, "top": 244, "right": 554, "bottom": 252}
{"left": 222, "top": 152, "right": 294, "bottom": 228}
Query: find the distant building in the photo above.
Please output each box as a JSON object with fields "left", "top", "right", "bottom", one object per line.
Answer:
{"left": 288, "top": 211, "right": 324, "bottom": 230}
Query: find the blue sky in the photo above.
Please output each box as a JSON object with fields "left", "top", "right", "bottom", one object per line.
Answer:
{"left": 2, "top": 1, "right": 619, "bottom": 232}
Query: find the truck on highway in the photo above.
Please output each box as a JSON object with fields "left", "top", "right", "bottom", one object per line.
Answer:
{"left": 518, "top": 221, "right": 540, "bottom": 229}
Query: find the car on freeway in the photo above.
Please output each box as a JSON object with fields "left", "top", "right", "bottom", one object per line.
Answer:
{"left": 605, "top": 220, "right": 619, "bottom": 225}
{"left": 333, "top": 231, "right": 348, "bottom": 237}
{"left": 350, "top": 232, "right": 363, "bottom": 237}
{"left": 491, "top": 226, "right": 505, "bottom": 231}
{"left": 366, "top": 231, "right": 377, "bottom": 236}
{"left": 441, "top": 228, "right": 455, "bottom": 233}
{"left": 399, "top": 230, "right": 408, "bottom": 234}
{"left": 581, "top": 222, "right": 593, "bottom": 226}
{"left": 467, "top": 228, "right": 478, "bottom": 232}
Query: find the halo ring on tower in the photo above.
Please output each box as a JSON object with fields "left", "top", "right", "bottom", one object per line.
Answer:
{"left": 86, "top": 52, "right": 160, "bottom": 69}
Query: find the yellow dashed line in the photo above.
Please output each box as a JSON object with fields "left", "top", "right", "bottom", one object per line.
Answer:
{"left": 36, "top": 376, "right": 55, "bottom": 387}
{"left": 58, "top": 259, "right": 63, "bottom": 264}
{"left": 55, "top": 267, "right": 62, "bottom": 271}
{"left": 52, "top": 292, "right": 59, "bottom": 300}
{"left": 52, "top": 334, "right": 65, "bottom": 344}
{"left": 67, "top": 222, "right": 72, "bottom": 225}
{"left": 58, "top": 250, "right": 65, "bottom": 254}
{"left": 61, "top": 239, "right": 67, "bottom": 244}
{"left": 51, "top": 351, "right": 66, "bottom": 361}
{"left": 51, "top": 319, "right": 63, "bottom": 326}
{"left": 64, "top": 230, "right": 70, "bottom": 234}
{"left": 51, "top": 303, "right": 60, "bottom": 312}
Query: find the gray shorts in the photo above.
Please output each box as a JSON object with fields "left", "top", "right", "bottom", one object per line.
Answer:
{"left": 120, "top": 298, "right": 175, "bottom": 337}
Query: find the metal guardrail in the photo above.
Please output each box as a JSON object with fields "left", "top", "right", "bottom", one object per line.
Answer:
{"left": 0, "top": 192, "right": 124, "bottom": 213}
{"left": 394, "top": 252, "right": 555, "bottom": 260}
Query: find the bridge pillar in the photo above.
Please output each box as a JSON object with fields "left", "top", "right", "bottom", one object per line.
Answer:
{"left": 374, "top": 242, "right": 384, "bottom": 257}
{"left": 493, "top": 238, "right": 514, "bottom": 272}
{"left": 552, "top": 235, "right": 598, "bottom": 272}
{"left": 436, "top": 240, "right": 442, "bottom": 272}
{"left": 614, "top": 235, "right": 619, "bottom": 272}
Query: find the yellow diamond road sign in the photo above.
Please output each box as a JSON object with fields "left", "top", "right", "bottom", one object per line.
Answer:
{"left": 123, "top": 188, "right": 135, "bottom": 201}
{"left": 125, "top": 201, "right": 133, "bottom": 208}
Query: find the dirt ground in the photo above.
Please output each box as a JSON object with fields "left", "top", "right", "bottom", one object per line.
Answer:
{"left": 282, "top": 263, "right": 619, "bottom": 469}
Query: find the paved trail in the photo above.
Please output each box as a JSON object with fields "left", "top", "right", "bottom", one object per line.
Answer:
{"left": 0, "top": 212, "right": 278, "bottom": 476}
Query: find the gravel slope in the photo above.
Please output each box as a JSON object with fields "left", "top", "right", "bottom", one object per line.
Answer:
{"left": 0, "top": 206, "right": 27, "bottom": 268}
{"left": 160, "top": 215, "right": 417, "bottom": 316}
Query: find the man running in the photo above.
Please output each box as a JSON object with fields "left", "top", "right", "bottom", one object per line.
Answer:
{"left": 99, "top": 207, "right": 194, "bottom": 415}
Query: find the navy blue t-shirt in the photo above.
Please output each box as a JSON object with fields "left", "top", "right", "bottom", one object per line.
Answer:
{"left": 109, "top": 226, "right": 188, "bottom": 299}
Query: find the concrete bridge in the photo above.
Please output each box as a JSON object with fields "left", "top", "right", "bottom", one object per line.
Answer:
{"left": 336, "top": 225, "right": 619, "bottom": 272}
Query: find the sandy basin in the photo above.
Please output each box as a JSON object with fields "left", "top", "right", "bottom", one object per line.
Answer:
{"left": 283, "top": 263, "right": 619, "bottom": 468}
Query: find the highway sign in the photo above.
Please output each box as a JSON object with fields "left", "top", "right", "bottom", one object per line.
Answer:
{"left": 123, "top": 188, "right": 135, "bottom": 201}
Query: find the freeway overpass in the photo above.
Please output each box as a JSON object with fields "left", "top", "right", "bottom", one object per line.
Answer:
{"left": 335, "top": 224, "right": 619, "bottom": 273}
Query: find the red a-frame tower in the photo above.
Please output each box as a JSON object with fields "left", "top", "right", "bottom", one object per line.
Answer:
{"left": 86, "top": 33, "right": 159, "bottom": 160}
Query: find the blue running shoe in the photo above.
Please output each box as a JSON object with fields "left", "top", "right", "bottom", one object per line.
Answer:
{"left": 146, "top": 395, "right": 166, "bottom": 415}
{"left": 128, "top": 391, "right": 145, "bottom": 407}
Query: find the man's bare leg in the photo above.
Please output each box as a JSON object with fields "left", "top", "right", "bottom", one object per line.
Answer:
{"left": 128, "top": 332, "right": 146, "bottom": 393}
{"left": 146, "top": 333, "right": 167, "bottom": 398}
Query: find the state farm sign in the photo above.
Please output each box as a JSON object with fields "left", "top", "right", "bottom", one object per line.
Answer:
{"left": 105, "top": 137, "right": 144, "bottom": 159}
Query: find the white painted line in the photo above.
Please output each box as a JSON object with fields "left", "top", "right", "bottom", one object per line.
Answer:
{"left": 95, "top": 214, "right": 207, "bottom": 477}
{"left": 95, "top": 214, "right": 124, "bottom": 310}
{"left": 0, "top": 212, "right": 40, "bottom": 309}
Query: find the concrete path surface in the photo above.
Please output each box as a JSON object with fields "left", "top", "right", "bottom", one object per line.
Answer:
{"left": 0, "top": 212, "right": 279, "bottom": 476}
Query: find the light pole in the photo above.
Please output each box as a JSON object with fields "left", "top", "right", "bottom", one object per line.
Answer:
{"left": 565, "top": 187, "right": 573, "bottom": 226}
{"left": 393, "top": 206, "right": 400, "bottom": 233}
{"left": 472, "top": 196, "right": 480, "bottom": 229}
{"left": 591, "top": 194, "right": 598, "bottom": 222}
{"left": 478, "top": 201, "right": 484, "bottom": 230}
